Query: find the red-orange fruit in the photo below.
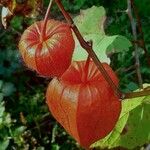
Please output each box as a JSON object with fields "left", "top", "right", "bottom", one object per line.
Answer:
{"left": 19, "top": 19, "right": 75, "bottom": 77}
{"left": 46, "top": 61, "right": 121, "bottom": 148}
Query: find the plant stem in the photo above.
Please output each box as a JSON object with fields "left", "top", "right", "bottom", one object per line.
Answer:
{"left": 54, "top": 0, "right": 150, "bottom": 100}
{"left": 130, "top": 0, "right": 150, "bottom": 66}
{"left": 127, "top": 0, "right": 143, "bottom": 89}
{"left": 123, "top": 90, "right": 150, "bottom": 99}
{"left": 54, "top": 0, "right": 123, "bottom": 99}
{"left": 41, "top": 0, "right": 53, "bottom": 41}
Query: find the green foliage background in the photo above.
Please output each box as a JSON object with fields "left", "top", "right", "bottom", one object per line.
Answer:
{"left": 0, "top": 0, "right": 150, "bottom": 149}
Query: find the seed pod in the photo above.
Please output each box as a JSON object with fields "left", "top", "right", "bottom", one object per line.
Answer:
{"left": 46, "top": 61, "right": 121, "bottom": 148}
{"left": 19, "top": 19, "right": 75, "bottom": 77}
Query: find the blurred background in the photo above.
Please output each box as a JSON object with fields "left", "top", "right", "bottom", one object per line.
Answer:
{"left": 0, "top": 0, "right": 150, "bottom": 149}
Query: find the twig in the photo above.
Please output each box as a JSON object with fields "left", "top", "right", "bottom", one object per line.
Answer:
{"left": 54, "top": 0, "right": 123, "bottom": 99}
{"left": 130, "top": 0, "right": 150, "bottom": 66}
{"left": 41, "top": 0, "right": 53, "bottom": 41}
{"left": 123, "top": 89, "right": 150, "bottom": 99}
{"left": 126, "top": 0, "right": 143, "bottom": 89}
{"left": 115, "top": 65, "right": 135, "bottom": 74}
{"left": 54, "top": 0, "right": 150, "bottom": 99}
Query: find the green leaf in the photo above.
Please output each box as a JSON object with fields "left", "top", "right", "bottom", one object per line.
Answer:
{"left": 73, "top": 34, "right": 110, "bottom": 63}
{"left": 105, "top": 35, "right": 132, "bottom": 54}
{"left": 13, "top": 126, "right": 26, "bottom": 136}
{"left": 74, "top": 6, "right": 106, "bottom": 35}
{"left": 0, "top": 102, "right": 5, "bottom": 117}
{"left": 0, "top": 139, "right": 9, "bottom": 150}
{"left": 120, "top": 96, "right": 149, "bottom": 118}
{"left": 0, "top": 80, "right": 3, "bottom": 89}
{"left": 0, "top": 102, "right": 5, "bottom": 126}
{"left": 143, "top": 96, "right": 150, "bottom": 104}
{"left": 0, "top": 93, "right": 4, "bottom": 102}
{"left": 51, "top": 144, "right": 60, "bottom": 150}
{"left": 73, "top": 34, "right": 131, "bottom": 63}
{"left": 73, "top": 6, "right": 131, "bottom": 63}
{"left": 3, "top": 114, "right": 11, "bottom": 127}
{"left": 113, "top": 103, "right": 150, "bottom": 149}
{"left": 2, "top": 82, "right": 16, "bottom": 96}
{"left": 10, "top": 16, "right": 23, "bottom": 31}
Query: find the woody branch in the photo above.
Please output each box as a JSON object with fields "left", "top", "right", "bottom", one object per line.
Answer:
{"left": 54, "top": 0, "right": 150, "bottom": 100}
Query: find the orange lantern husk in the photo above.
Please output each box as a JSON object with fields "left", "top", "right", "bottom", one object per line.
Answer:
{"left": 46, "top": 61, "right": 121, "bottom": 148}
{"left": 19, "top": 19, "right": 75, "bottom": 77}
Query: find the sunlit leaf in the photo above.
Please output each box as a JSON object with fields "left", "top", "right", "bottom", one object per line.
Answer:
{"left": 74, "top": 6, "right": 106, "bottom": 35}
{"left": 73, "top": 6, "right": 131, "bottom": 63}
{"left": 3, "top": 114, "right": 11, "bottom": 127}
{"left": 13, "top": 126, "right": 26, "bottom": 136}
{"left": 113, "top": 103, "right": 150, "bottom": 149}
{"left": 0, "top": 139, "right": 10, "bottom": 150}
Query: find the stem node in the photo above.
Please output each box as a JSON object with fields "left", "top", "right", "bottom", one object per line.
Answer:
{"left": 54, "top": 0, "right": 150, "bottom": 100}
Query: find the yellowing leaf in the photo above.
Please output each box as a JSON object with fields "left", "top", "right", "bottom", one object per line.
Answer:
{"left": 74, "top": 6, "right": 106, "bottom": 35}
